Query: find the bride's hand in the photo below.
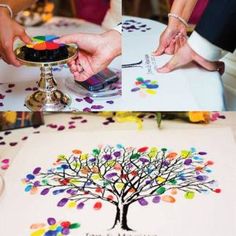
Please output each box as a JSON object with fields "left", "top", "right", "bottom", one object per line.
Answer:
{"left": 153, "top": 20, "right": 187, "bottom": 56}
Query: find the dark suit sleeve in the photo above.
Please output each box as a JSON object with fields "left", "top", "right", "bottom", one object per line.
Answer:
{"left": 195, "top": 0, "right": 236, "bottom": 52}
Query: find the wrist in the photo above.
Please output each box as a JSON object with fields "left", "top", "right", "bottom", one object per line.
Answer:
{"left": 168, "top": 13, "right": 188, "bottom": 28}
{"left": 101, "top": 30, "right": 121, "bottom": 59}
{"left": 0, "top": 7, "right": 10, "bottom": 18}
{"left": 0, "top": 4, "right": 13, "bottom": 18}
{"left": 168, "top": 17, "right": 186, "bottom": 34}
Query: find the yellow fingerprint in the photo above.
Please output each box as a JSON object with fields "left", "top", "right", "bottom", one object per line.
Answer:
{"left": 68, "top": 201, "right": 77, "bottom": 208}
{"left": 115, "top": 182, "right": 125, "bottom": 190}
{"left": 91, "top": 174, "right": 101, "bottom": 181}
{"left": 181, "top": 150, "right": 190, "bottom": 158}
{"left": 157, "top": 176, "right": 166, "bottom": 184}
{"left": 146, "top": 89, "right": 157, "bottom": 95}
{"left": 80, "top": 154, "right": 88, "bottom": 160}
{"left": 31, "top": 228, "right": 46, "bottom": 236}
{"left": 49, "top": 225, "right": 57, "bottom": 230}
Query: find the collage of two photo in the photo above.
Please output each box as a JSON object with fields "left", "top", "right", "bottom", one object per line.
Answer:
{"left": 0, "top": 1, "right": 236, "bottom": 236}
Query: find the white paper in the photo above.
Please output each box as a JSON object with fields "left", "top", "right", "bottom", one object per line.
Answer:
{"left": 0, "top": 128, "right": 235, "bottom": 236}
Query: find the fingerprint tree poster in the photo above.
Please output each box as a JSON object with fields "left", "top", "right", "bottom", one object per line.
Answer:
{"left": 0, "top": 129, "right": 236, "bottom": 236}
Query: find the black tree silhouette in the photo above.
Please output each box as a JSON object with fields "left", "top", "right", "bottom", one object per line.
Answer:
{"left": 23, "top": 145, "right": 221, "bottom": 231}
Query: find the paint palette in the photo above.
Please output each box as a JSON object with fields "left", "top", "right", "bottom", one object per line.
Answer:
{"left": 21, "top": 35, "right": 69, "bottom": 62}
{"left": 26, "top": 35, "right": 61, "bottom": 51}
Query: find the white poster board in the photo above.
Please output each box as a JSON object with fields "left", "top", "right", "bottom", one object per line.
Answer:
{"left": 0, "top": 128, "right": 235, "bottom": 235}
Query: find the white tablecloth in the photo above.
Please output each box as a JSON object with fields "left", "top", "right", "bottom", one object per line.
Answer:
{"left": 122, "top": 16, "right": 225, "bottom": 111}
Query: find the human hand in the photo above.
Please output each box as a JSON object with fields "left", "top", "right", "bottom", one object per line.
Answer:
{"left": 157, "top": 42, "right": 225, "bottom": 75}
{"left": 54, "top": 30, "right": 121, "bottom": 81}
{"left": 153, "top": 21, "right": 187, "bottom": 56}
{"left": 0, "top": 9, "right": 31, "bottom": 66}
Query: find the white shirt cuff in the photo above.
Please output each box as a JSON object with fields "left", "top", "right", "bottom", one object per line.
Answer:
{"left": 188, "top": 31, "right": 227, "bottom": 61}
{"left": 113, "top": 23, "right": 122, "bottom": 34}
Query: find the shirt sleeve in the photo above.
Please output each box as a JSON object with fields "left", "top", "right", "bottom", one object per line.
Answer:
{"left": 188, "top": 31, "right": 227, "bottom": 61}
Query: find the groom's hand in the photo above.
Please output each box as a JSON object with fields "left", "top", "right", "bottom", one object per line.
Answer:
{"left": 157, "top": 42, "right": 225, "bottom": 75}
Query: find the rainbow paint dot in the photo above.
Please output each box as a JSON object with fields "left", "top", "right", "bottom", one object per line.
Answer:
{"left": 26, "top": 35, "right": 63, "bottom": 51}
{"left": 30, "top": 217, "right": 80, "bottom": 236}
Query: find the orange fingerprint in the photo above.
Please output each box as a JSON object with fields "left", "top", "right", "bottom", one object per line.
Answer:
{"left": 161, "top": 195, "right": 176, "bottom": 203}
{"left": 81, "top": 166, "right": 90, "bottom": 174}
{"left": 30, "top": 186, "right": 38, "bottom": 195}
{"left": 72, "top": 149, "right": 82, "bottom": 155}
{"left": 195, "top": 166, "right": 203, "bottom": 172}
{"left": 166, "top": 152, "right": 178, "bottom": 160}
{"left": 30, "top": 223, "right": 46, "bottom": 229}
{"left": 129, "top": 188, "right": 136, "bottom": 193}
{"left": 91, "top": 166, "right": 99, "bottom": 173}
{"left": 170, "top": 188, "right": 178, "bottom": 195}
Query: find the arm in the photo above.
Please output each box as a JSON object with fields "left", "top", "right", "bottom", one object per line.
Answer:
{"left": 0, "top": 0, "right": 36, "bottom": 14}
{"left": 194, "top": 0, "right": 236, "bottom": 53}
{"left": 0, "top": 0, "right": 35, "bottom": 66}
{"left": 170, "top": 0, "right": 198, "bottom": 23}
{"left": 153, "top": 0, "right": 198, "bottom": 56}
{"left": 156, "top": 0, "right": 236, "bottom": 74}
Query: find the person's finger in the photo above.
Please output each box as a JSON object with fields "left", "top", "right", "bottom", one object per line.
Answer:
{"left": 73, "top": 58, "right": 94, "bottom": 82}
{"left": 157, "top": 49, "right": 192, "bottom": 73}
{"left": 76, "top": 63, "right": 84, "bottom": 73}
{"left": 69, "top": 66, "right": 78, "bottom": 74}
{"left": 18, "top": 29, "right": 32, "bottom": 44}
{"left": 153, "top": 43, "right": 166, "bottom": 56}
{"left": 68, "top": 59, "right": 76, "bottom": 67}
{"left": 174, "top": 38, "right": 181, "bottom": 54}
{"left": 0, "top": 53, "right": 9, "bottom": 64}
{"left": 179, "top": 34, "right": 187, "bottom": 48}
{"left": 74, "top": 71, "right": 90, "bottom": 82}
{"left": 54, "top": 34, "right": 80, "bottom": 44}
{"left": 68, "top": 63, "right": 77, "bottom": 71}
{"left": 157, "top": 57, "right": 178, "bottom": 73}
{"left": 1, "top": 40, "right": 21, "bottom": 66}
{"left": 216, "top": 61, "right": 225, "bottom": 75}
{"left": 165, "top": 39, "right": 176, "bottom": 55}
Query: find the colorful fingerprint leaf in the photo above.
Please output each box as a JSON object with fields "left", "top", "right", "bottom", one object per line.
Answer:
{"left": 131, "top": 77, "right": 159, "bottom": 95}
{"left": 1, "top": 158, "right": 10, "bottom": 170}
{"left": 30, "top": 217, "right": 80, "bottom": 236}
{"left": 93, "top": 201, "right": 102, "bottom": 210}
